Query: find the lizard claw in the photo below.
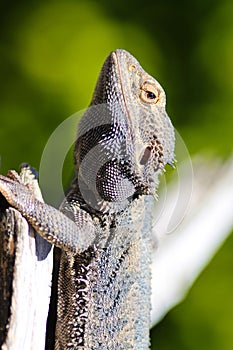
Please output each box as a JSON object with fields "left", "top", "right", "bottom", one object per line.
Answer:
{"left": 5, "top": 170, "right": 22, "bottom": 183}
{"left": 0, "top": 173, "right": 34, "bottom": 211}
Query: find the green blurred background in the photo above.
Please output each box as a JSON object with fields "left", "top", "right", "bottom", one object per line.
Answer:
{"left": 0, "top": 0, "right": 232, "bottom": 348}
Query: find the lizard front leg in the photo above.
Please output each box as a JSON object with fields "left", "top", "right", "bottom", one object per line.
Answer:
{"left": 0, "top": 171, "right": 95, "bottom": 254}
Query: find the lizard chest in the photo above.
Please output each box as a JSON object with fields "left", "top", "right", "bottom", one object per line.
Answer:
{"left": 55, "top": 197, "right": 153, "bottom": 350}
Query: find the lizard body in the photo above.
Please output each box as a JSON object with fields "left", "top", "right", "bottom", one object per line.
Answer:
{"left": 0, "top": 49, "right": 175, "bottom": 349}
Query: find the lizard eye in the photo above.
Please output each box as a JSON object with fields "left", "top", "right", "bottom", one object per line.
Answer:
{"left": 145, "top": 91, "right": 156, "bottom": 100}
{"left": 140, "top": 81, "right": 161, "bottom": 104}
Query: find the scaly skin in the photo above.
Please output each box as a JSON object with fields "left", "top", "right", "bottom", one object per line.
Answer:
{"left": 0, "top": 49, "right": 175, "bottom": 349}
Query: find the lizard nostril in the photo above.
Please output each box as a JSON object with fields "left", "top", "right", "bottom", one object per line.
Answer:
{"left": 139, "top": 146, "right": 152, "bottom": 165}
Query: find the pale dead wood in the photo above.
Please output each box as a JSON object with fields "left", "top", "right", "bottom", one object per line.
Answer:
{"left": 0, "top": 168, "right": 53, "bottom": 350}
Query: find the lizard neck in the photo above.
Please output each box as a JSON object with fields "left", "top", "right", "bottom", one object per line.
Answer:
{"left": 65, "top": 176, "right": 139, "bottom": 220}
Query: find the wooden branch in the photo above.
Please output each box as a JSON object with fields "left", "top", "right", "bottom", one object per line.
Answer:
{"left": 151, "top": 156, "right": 233, "bottom": 325}
{"left": 0, "top": 167, "right": 53, "bottom": 350}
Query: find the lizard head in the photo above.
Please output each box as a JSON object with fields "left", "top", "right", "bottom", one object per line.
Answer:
{"left": 75, "top": 49, "right": 175, "bottom": 212}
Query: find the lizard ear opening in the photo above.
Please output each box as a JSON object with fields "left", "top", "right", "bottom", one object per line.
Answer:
{"left": 139, "top": 146, "right": 152, "bottom": 165}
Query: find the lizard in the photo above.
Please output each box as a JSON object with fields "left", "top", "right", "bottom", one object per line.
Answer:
{"left": 0, "top": 49, "right": 175, "bottom": 349}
